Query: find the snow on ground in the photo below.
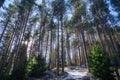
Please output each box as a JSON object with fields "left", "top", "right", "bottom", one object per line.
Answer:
{"left": 63, "top": 66, "right": 88, "bottom": 80}
{"left": 30, "top": 66, "right": 93, "bottom": 80}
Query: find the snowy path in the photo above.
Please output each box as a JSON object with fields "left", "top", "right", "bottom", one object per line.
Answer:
{"left": 63, "top": 66, "right": 89, "bottom": 80}
{"left": 29, "top": 66, "right": 91, "bottom": 80}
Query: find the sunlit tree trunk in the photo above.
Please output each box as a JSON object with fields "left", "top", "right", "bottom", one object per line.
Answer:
{"left": 48, "top": 29, "right": 52, "bottom": 69}
{"left": 66, "top": 29, "right": 72, "bottom": 65}
{"left": 45, "top": 31, "right": 49, "bottom": 59}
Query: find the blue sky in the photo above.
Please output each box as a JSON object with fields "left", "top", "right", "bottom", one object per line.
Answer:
{"left": 3, "top": 0, "right": 14, "bottom": 7}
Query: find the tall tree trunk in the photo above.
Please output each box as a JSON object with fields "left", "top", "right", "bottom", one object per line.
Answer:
{"left": 61, "top": 17, "right": 64, "bottom": 74}
{"left": 95, "top": 23, "right": 104, "bottom": 50}
{"left": 80, "top": 27, "right": 88, "bottom": 69}
{"left": 57, "top": 18, "right": 60, "bottom": 76}
{"left": 66, "top": 29, "right": 72, "bottom": 65}
{"left": 0, "top": 16, "right": 10, "bottom": 42}
{"left": 45, "top": 31, "right": 49, "bottom": 59}
{"left": 13, "top": 10, "right": 30, "bottom": 71}
{"left": 78, "top": 46, "right": 82, "bottom": 65}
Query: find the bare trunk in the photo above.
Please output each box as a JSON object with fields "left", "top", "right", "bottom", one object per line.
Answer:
{"left": 61, "top": 17, "right": 64, "bottom": 74}
{"left": 57, "top": 18, "right": 60, "bottom": 76}
{"left": 48, "top": 27, "right": 52, "bottom": 69}
{"left": 66, "top": 30, "right": 72, "bottom": 65}
{"left": 81, "top": 29, "right": 88, "bottom": 69}
{"left": 45, "top": 32, "right": 49, "bottom": 59}
{"left": 0, "top": 16, "right": 10, "bottom": 42}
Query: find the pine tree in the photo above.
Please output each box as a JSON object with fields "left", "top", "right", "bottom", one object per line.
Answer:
{"left": 29, "top": 53, "right": 47, "bottom": 78}
{"left": 89, "top": 44, "right": 115, "bottom": 80}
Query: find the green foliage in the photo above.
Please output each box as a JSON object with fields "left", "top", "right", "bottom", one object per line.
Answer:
{"left": 25, "top": 57, "right": 37, "bottom": 78}
{"left": 52, "top": 0, "right": 65, "bottom": 17}
{"left": 88, "top": 44, "right": 115, "bottom": 80}
{"left": 0, "top": 72, "right": 7, "bottom": 80}
{"left": 8, "top": 54, "right": 47, "bottom": 80}
{"left": 8, "top": 68, "right": 26, "bottom": 80}
{"left": 18, "top": 0, "right": 36, "bottom": 12}
{"left": 26, "top": 54, "right": 47, "bottom": 78}
{"left": 118, "top": 68, "right": 120, "bottom": 74}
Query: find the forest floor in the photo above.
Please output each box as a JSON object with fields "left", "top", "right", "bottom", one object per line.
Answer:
{"left": 63, "top": 66, "right": 90, "bottom": 80}
{"left": 29, "top": 66, "right": 94, "bottom": 80}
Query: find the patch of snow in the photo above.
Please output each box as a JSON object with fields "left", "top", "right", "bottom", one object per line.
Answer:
{"left": 63, "top": 67, "right": 88, "bottom": 80}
